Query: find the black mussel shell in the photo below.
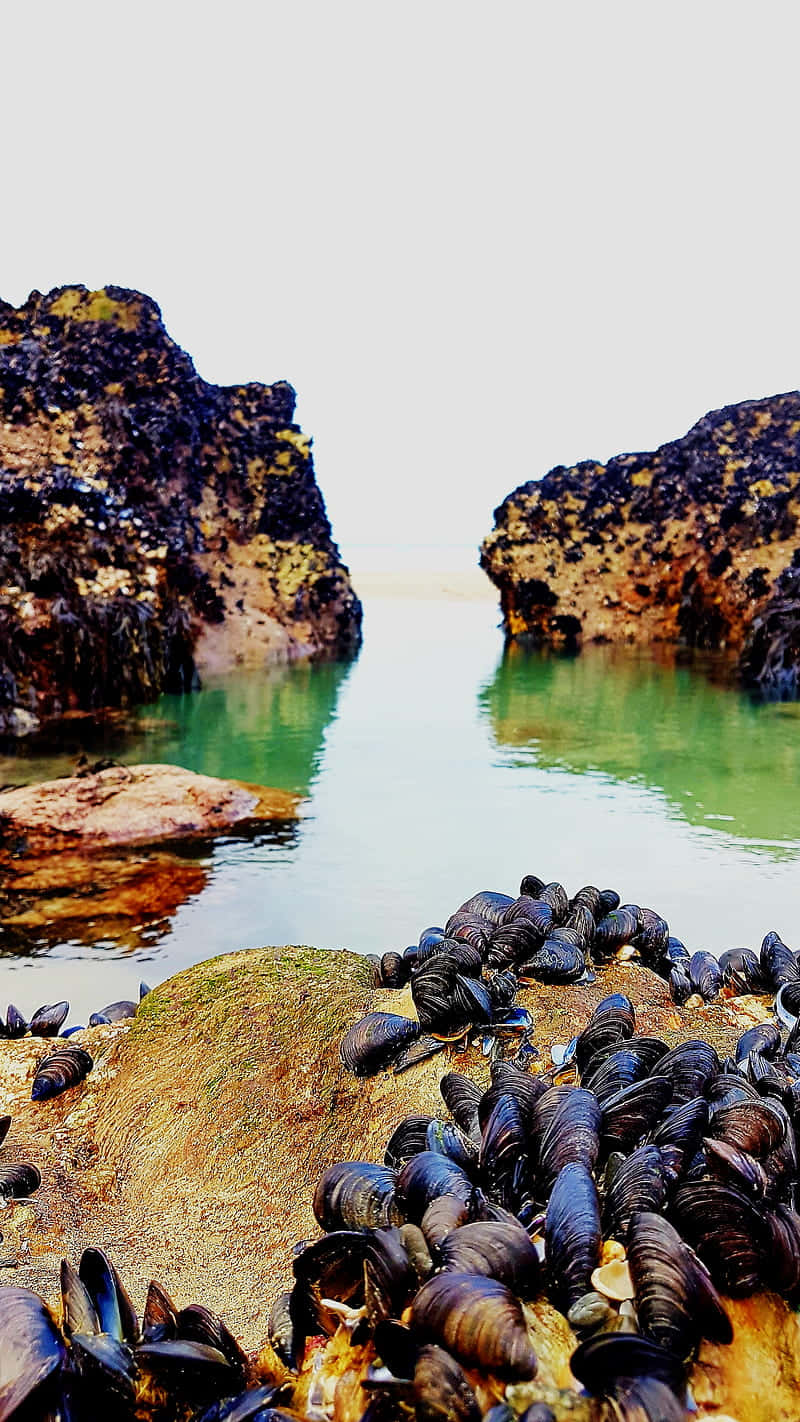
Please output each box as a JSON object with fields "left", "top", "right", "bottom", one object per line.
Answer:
{"left": 536, "top": 1088, "right": 600, "bottom": 1193}
{"left": 707, "top": 1070, "right": 760, "bottom": 1112}
{"left": 385, "top": 1117, "right": 435, "bottom": 1171}
{"left": 420, "top": 1193, "right": 471, "bottom": 1251}
{"left": 538, "top": 882, "right": 569, "bottom": 922}
{"left": 480, "top": 1061, "right": 549, "bottom": 1133}
{"left": 592, "top": 908, "right": 639, "bottom": 956}
{"left": 363, "top": 1226, "right": 416, "bottom": 1327}
{"left": 600, "top": 1077, "right": 672, "bottom": 1156}
{"left": 0, "top": 1164, "right": 40, "bottom": 1200}
{"left": 485, "top": 969, "right": 518, "bottom": 1013}
{"left": 379, "top": 952, "right": 409, "bottom": 988}
{"left": 426, "top": 1120, "right": 477, "bottom": 1172}
{"left": 761, "top": 930, "right": 800, "bottom": 991}
{"left": 446, "top": 943, "right": 484, "bottom": 978}
{"left": 688, "top": 950, "right": 722, "bottom": 1001}
{"left": 29, "top": 1002, "right": 69, "bottom": 1037}
{"left": 708, "top": 1099, "right": 786, "bottom": 1158}
{"left": 399, "top": 1222, "right": 433, "bottom": 1283}
{"left": 412, "top": 958, "right": 464, "bottom": 1035}
{"left": 563, "top": 904, "right": 596, "bottom": 949}
{"left": 608, "top": 1377, "right": 687, "bottom": 1422}
{"left": 395, "top": 1152, "right": 473, "bottom": 1222}
{"left": 764, "top": 1204, "right": 800, "bottom": 1293}
{"left": 267, "top": 1290, "right": 304, "bottom": 1371}
{"left": 439, "top": 1074, "right": 482, "bottom": 1141}
{"left": 447, "top": 918, "right": 492, "bottom": 955}
{"left": 721, "top": 948, "right": 769, "bottom": 996}
{"left": 79, "top": 1247, "right": 139, "bottom": 1345}
{"left": 634, "top": 909, "right": 670, "bottom": 963}
{"left": 436, "top": 1220, "right": 541, "bottom": 1296}
{"left": 413, "top": 1342, "right": 481, "bottom": 1422}
{"left": 410, "top": 1272, "right": 537, "bottom": 1379}
{"left": 502, "top": 896, "right": 553, "bottom": 934}
{"left": 0, "top": 1285, "right": 67, "bottom": 1419}
{"left": 703, "top": 1138, "right": 769, "bottom": 1196}
{"left": 69, "top": 1330, "right": 137, "bottom": 1401}
{"left": 671, "top": 1180, "right": 771, "bottom": 1294}
{"left": 195, "top": 1385, "right": 290, "bottom": 1422}
{"left": 0, "top": 1119, "right": 9, "bottom": 1151}
{"left": 419, "top": 929, "right": 445, "bottom": 953}
{"left": 519, "top": 874, "right": 546, "bottom": 899}
{"left": 486, "top": 921, "right": 541, "bottom": 970}
{"left": 479, "top": 1095, "right": 529, "bottom": 1214}
{"left": 451, "top": 975, "right": 493, "bottom": 1030}
{"left": 669, "top": 964, "right": 692, "bottom": 1006}
{"left": 5, "top": 1006, "right": 27, "bottom": 1039}
{"left": 292, "top": 1231, "right": 369, "bottom": 1335}
{"left": 31, "top": 1045, "right": 93, "bottom": 1102}
{"left": 602, "top": 1144, "right": 672, "bottom": 1241}
{"left": 88, "top": 1000, "right": 137, "bottom": 1026}
{"left": 582, "top": 1037, "right": 668, "bottom": 1104}
{"left": 569, "top": 1331, "right": 687, "bottom": 1392}
{"left": 136, "top": 1340, "right": 237, "bottom": 1397}
{"left": 627, "top": 1209, "right": 732, "bottom": 1358}
{"left": 393, "top": 1036, "right": 447, "bottom": 1073}
{"left": 518, "top": 938, "right": 585, "bottom": 985}
{"left": 777, "top": 978, "right": 800, "bottom": 1023}
{"left": 651, "top": 1039, "right": 719, "bottom": 1105}
{"left": 544, "top": 1162, "right": 601, "bottom": 1314}
{"left": 61, "top": 1259, "right": 100, "bottom": 1339}
{"left": 748, "top": 1052, "right": 791, "bottom": 1104}
{"left": 340, "top": 1013, "right": 420, "bottom": 1077}
{"left": 448, "top": 892, "right": 514, "bottom": 929}
{"left": 570, "top": 885, "right": 603, "bottom": 920}
{"left": 313, "top": 1161, "right": 398, "bottom": 1231}
{"left": 665, "top": 936, "right": 690, "bottom": 963}
{"left": 735, "top": 1021, "right": 781, "bottom": 1063}
{"left": 176, "top": 1303, "right": 248, "bottom": 1376}
{"left": 142, "top": 1280, "right": 178, "bottom": 1343}
{"left": 575, "top": 999, "right": 636, "bottom": 1073}
{"left": 650, "top": 1097, "right": 709, "bottom": 1161}
{"left": 598, "top": 888, "right": 621, "bottom": 915}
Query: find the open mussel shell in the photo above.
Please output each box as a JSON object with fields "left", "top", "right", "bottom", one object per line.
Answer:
{"left": 340, "top": 1013, "right": 420, "bottom": 1077}
{"left": 60, "top": 1260, "right": 100, "bottom": 1339}
{"left": 775, "top": 978, "right": 800, "bottom": 1028}
{"left": 413, "top": 1342, "right": 481, "bottom": 1422}
{"left": 31, "top": 1046, "right": 93, "bottom": 1102}
{"left": 395, "top": 1152, "right": 473, "bottom": 1222}
{"left": 627, "top": 1210, "right": 732, "bottom": 1358}
{"left": 410, "top": 1272, "right": 537, "bottom": 1379}
{"left": 29, "top": 1002, "right": 69, "bottom": 1037}
{"left": 0, "top": 1284, "right": 67, "bottom": 1420}
{"left": 545, "top": 1162, "right": 601, "bottom": 1314}
{"left": 313, "top": 1161, "right": 399, "bottom": 1231}
{"left": 436, "top": 1221, "right": 541, "bottom": 1297}
{"left": 292, "top": 1230, "right": 369, "bottom": 1336}
{"left": 79, "top": 1247, "right": 139, "bottom": 1344}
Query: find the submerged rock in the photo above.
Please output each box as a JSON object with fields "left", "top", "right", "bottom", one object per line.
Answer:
{"left": 481, "top": 392, "right": 800, "bottom": 698}
{"left": 0, "top": 285, "right": 362, "bottom": 734}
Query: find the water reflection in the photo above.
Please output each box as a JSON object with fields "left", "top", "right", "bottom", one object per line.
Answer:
{"left": 480, "top": 644, "right": 800, "bottom": 845}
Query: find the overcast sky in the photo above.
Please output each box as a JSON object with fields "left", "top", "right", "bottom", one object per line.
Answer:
{"left": 4, "top": 2, "right": 799, "bottom": 568}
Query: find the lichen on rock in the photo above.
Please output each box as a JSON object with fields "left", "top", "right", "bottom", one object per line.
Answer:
{"left": 480, "top": 392, "right": 800, "bottom": 697}
{"left": 0, "top": 284, "right": 362, "bottom": 734}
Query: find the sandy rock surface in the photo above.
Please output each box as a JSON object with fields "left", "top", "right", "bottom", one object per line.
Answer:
{"left": 0, "top": 944, "right": 794, "bottom": 1418}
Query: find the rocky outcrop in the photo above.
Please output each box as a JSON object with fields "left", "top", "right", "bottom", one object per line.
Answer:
{"left": 0, "top": 764, "right": 298, "bottom": 947}
{"left": 0, "top": 285, "right": 362, "bottom": 735}
{"left": 481, "top": 392, "right": 800, "bottom": 696}
{"left": 0, "top": 944, "right": 795, "bottom": 1417}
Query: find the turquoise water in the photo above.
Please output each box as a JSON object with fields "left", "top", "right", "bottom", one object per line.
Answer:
{"left": 2, "top": 589, "right": 800, "bottom": 1018}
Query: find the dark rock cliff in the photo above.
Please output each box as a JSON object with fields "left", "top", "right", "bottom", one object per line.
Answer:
{"left": 480, "top": 393, "right": 800, "bottom": 697}
{"left": 0, "top": 285, "right": 362, "bottom": 734}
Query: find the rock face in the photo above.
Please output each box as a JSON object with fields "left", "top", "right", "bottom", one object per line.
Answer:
{"left": 1, "top": 944, "right": 795, "bottom": 1418}
{"left": 481, "top": 392, "right": 800, "bottom": 696}
{"left": 0, "top": 285, "right": 362, "bottom": 735}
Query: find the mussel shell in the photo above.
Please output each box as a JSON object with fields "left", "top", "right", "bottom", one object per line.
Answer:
{"left": 582, "top": 1038, "right": 668, "bottom": 1104}
{"left": 519, "top": 874, "right": 546, "bottom": 899}
{"left": 313, "top": 1161, "right": 399, "bottom": 1231}
{"left": 292, "top": 1231, "right": 369, "bottom": 1335}
{"left": 651, "top": 1039, "right": 720, "bottom": 1105}
{"left": 671, "top": 1180, "right": 771, "bottom": 1294}
{"left": 340, "top": 1013, "right": 420, "bottom": 1077}
{"left": 410, "top": 1272, "right": 537, "bottom": 1379}
{"left": 665, "top": 936, "right": 690, "bottom": 963}
{"left": 136, "top": 1340, "right": 237, "bottom": 1397}
{"left": 764, "top": 1204, "right": 800, "bottom": 1293}
{"left": 425, "top": 1119, "right": 477, "bottom": 1172}
{"left": 721, "top": 948, "right": 769, "bottom": 996}
{"left": 420, "top": 1194, "right": 471, "bottom": 1252}
{"left": 176, "top": 1303, "right": 248, "bottom": 1376}
{"left": 4, "top": 1006, "right": 27, "bottom": 1039}
{"left": 267, "top": 1290, "right": 304, "bottom": 1371}
{"left": 544, "top": 1162, "right": 601, "bottom": 1313}
{"left": 0, "top": 1165, "right": 40, "bottom": 1200}
{"left": 88, "top": 1000, "right": 137, "bottom": 1026}
{"left": 385, "top": 1117, "right": 434, "bottom": 1171}
{"left": 29, "top": 1002, "right": 69, "bottom": 1036}
{"left": 575, "top": 1003, "right": 635, "bottom": 1074}
{"left": 486, "top": 922, "right": 541, "bottom": 970}
{"left": 598, "top": 888, "right": 621, "bottom": 915}
{"left": 518, "top": 939, "right": 585, "bottom": 985}
{"left": 569, "top": 1330, "right": 686, "bottom": 1392}
{"left": 703, "top": 1138, "right": 769, "bottom": 1196}
{"left": 708, "top": 1100, "right": 786, "bottom": 1158}
{"left": 60, "top": 1260, "right": 100, "bottom": 1339}
{"left": 602, "top": 1144, "right": 672, "bottom": 1241}
{"left": 608, "top": 1377, "right": 687, "bottom": 1422}
{"left": 479, "top": 1095, "right": 529, "bottom": 1213}
{"left": 413, "top": 1343, "right": 481, "bottom": 1422}
{"left": 195, "top": 1385, "right": 289, "bottom": 1422}
{"left": 142, "top": 1280, "right": 178, "bottom": 1343}
{"left": 419, "top": 929, "right": 446, "bottom": 953}
{"left": 485, "top": 970, "right": 519, "bottom": 1013}
{"left": 393, "top": 1036, "right": 447, "bottom": 1073}
{"left": 399, "top": 1223, "right": 433, "bottom": 1283}
{"left": 412, "top": 958, "right": 466, "bottom": 1034}
{"left": 760, "top": 930, "right": 800, "bottom": 990}
{"left": 449, "top": 892, "right": 515, "bottom": 928}
{"left": 447, "top": 919, "right": 492, "bottom": 955}
{"left": 538, "top": 882, "right": 569, "bottom": 922}
{"left": 570, "top": 885, "right": 603, "bottom": 920}
{"left": 627, "top": 1209, "right": 732, "bottom": 1358}
{"left": 379, "top": 952, "right": 410, "bottom": 988}
{"left": 79, "top": 1247, "right": 139, "bottom": 1345}
{"left": 0, "top": 1285, "right": 66, "bottom": 1421}
{"left": 688, "top": 950, "right": 722, "bottom": 1001}
{"left": 650, "top": 1097, "right": 709, "bottom": 1160}
{"left": 593, "top": 908, "right": 640, "bottom": 955}
{"left": 669, "top": 965, "right": 692, "bottom": 1006}
{"left": 395, "top": 1152, "right": 473, "bottom": 1222}
{"left": 436, "top": 1221, "right": 541, "bottom": 1297}
{"left": 536, "top": 1089, "right": 600, "bottom": 1192}
{"left": 634, "top": 909, "right": 670, "bottom": 963}
{"left": 480, "top": 1061, "right": 549, "bottom": 1133}
{"left": 600, "top": 1077, "right": 672, "bottom": 1156}
{"left": 31, "top": 1046, "right": 93, "bottom": 1102}
{"left": 363, "top": 1226, "right": 416, "bottom": 1326}
{"left": 439, "top": 1074, "right": 482, "bottom": 1142}
{"left": 775, "top": 978, "right": 800, "bottom": 1026}
{"left": 70, "top": 1331, "right": 136, "bottom": 1399}
{"left": 735, "top": 1022, "right": 781, "bottom": 1063}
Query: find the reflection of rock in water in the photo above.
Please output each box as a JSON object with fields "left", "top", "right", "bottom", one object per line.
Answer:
{"left": 479, "top": 643, "right": 800, "bottom": 843}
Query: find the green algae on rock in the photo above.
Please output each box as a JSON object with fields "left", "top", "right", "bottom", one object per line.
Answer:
{"left": 480, "top": 392, "right": 800, "bottom": 698}
{"left": 0, "top": 285, "right": 362, "bottom": 735}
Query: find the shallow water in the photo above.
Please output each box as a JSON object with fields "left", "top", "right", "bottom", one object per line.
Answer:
{"left": 2, "top": 591, "right": 800, "bottom": 1019}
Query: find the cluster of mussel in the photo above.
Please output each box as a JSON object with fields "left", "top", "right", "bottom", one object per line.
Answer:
{"left": 0, "top": 1245, "right": 294, "bottom": 1421}
{"left": 302, "top": 988, "right": 800, "bottom": 1421}
{"left": 0, "top": 983, "right": 150, "bottom": 1042}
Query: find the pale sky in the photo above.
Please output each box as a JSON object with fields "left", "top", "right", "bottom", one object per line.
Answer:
{"left": 3, "top": 2, "right": 799, "bottom": 568}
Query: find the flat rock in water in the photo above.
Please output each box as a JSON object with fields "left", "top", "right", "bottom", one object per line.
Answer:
{"left": 0, "top": 944, "right": 792, "bottom": 1418}
{"left": 0, "top": 763, "right": 298, "bottom": 850}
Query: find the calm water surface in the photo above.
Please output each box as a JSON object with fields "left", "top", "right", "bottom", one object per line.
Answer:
{"left": 3, "top": 591, "right": 800, "bottom": 1018}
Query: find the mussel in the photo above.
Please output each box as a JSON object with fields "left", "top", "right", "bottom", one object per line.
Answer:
{"left": 544, "top": 1162, "right": 601, "bottom": 1313}
{"left": 627, "top": 1209, "right": 732, "bottom": 1358}
{"left": 31, "top": 1046, "right": 93, "bottom": 1101}
{"left": 340, "top": 1013, "right": 420, "bottom": 1077}
{"left": 313, "top": 1161, "right": 398, "bottom": 1232}
{"left": 410, "top": 1272, "right": 537, "bottom": 1379}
